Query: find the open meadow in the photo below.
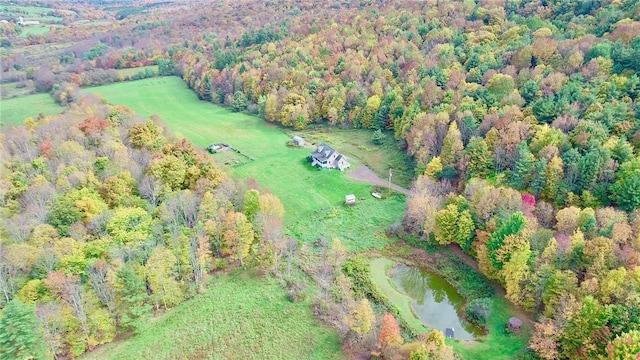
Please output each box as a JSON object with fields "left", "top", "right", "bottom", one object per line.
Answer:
{"left": 0, "top": 93, "right": 65, "bottom": 127}
{"left": 82, "top": 273, "right": 344, "bottom": 360}
{"left": 84, "top": 77, "right": 409, "bottom": 250}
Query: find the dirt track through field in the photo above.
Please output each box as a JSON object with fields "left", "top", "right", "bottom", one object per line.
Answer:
{"left": 347, "top": 165, "right": 414, "bottom": 196}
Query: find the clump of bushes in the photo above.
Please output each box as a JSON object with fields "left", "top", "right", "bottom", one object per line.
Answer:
{"left": 465, "top": 297, "right": 493, "bottom": 326}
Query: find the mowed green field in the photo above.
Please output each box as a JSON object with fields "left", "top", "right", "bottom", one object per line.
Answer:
{"left": 83, "top": 274, "right": 344, "bottom": 360}
{"left": 19, "top": 26, "right": 51, "bottom": 37}
{"left": 84, "top": 77, "right": 407, "bottom": 250}
{"left": 0, "top": 93, "right": 65, "bottom": 127}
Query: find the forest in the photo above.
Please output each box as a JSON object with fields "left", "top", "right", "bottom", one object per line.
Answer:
{"left": 1, "top": 0, "right": 640, "bottom": 359}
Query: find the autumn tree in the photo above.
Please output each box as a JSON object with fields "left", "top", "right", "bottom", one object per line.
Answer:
{"left": 377, "top": 312, "right": 403, "bottom": 350}
{"left": 345, "top": 298, "right": 375, "bottom": 337}
{"left": 145, "top": 246, "right": 182, "bottom": 310}
{"left": 440, "top": 121, "right": 464, "bottom": 167}
{"left": 465, "top": 136, "right": 493, "bottom": 178}
{"left": 434, "top": 204, "right": 475, "bottom": 248}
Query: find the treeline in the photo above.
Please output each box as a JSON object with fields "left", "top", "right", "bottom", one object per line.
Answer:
{"left": 0, "top": 95, "right": 288, "bottom": 359}
{"left": 173, "top": 0, "right": 637, "bottom": 206}
{"left": 404, "top": 174, "right": 640, "bottom": 358}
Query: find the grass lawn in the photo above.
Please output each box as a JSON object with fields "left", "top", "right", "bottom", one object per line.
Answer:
{"left": 19, "top": 25, "right": 50, "bottom": 37}
{"left": 0, "top": 5, "right": 55, "bottom": 15}
{"left": 84, "top": 77, "right": 408, "bottom": 250}
{"left": 451, "top": 297, "right": 530, "bottom": 360}
{"left": 297, "top": 127, "right": 414, "bottom": 188}
{"left": 0, "top": 5, "right": 66, "bottom": 24}
{"left": 368, "top": 257, "right": 530, "bottom": 360}
{"left": 0, "top": 93, "right": 65, "bottom": 127}
{"left": 83, "top": 273, "right": 344, "bottom": 360}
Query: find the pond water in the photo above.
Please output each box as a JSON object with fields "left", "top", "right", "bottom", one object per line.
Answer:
{"left": 389, "top": 264, "right": 483, "bottom": 340}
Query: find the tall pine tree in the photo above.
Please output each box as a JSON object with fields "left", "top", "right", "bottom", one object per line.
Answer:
{"left": 511, "top": 142, "right": 535, "bottom": 190}
{"left": 0, "top": 299, "right": 48, "bottom": 359}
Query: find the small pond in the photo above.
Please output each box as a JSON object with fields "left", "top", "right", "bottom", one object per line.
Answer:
{"left": 389, "top": 264, "right": 483, "bottom": 340}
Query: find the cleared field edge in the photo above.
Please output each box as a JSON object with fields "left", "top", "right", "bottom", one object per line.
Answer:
{"left": 368, "top": 257, "right": 428, "bottom": 334}
{"left": 0, "top": 93, "right": 66, "bottom": 127}
{"left": 80, "top": 274, "right": 345, "bottom": 360}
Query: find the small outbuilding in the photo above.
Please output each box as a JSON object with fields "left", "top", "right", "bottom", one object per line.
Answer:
{"left": 345, "top": 194, "right": 356, "bottom": 205}
{"left": 445, "top": 328, "right": 455, "bottom": 339}
{"left": 508, "top": 317, "right": 523, "bottom": 333}
{"left": 292, "top": 136, "right": 305, "bottom": 147}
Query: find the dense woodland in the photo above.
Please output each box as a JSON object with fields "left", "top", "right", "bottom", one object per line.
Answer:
{"left": 2, "top": 0, "right": 640, "bottom": 359}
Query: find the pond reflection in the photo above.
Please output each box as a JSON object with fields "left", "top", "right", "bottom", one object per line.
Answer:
{"left": 389, "top": 264, "right": 482, "bottom": 340}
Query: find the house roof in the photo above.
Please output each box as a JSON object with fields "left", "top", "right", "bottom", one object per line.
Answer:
{"left": 311, "top": 142, "right": 337, "bottom": 161}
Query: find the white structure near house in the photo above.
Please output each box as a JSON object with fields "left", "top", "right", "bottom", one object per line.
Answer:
{"left": 292, "top": 136, "right": 305, "bottom": 146}
{"left": 345, "top": 194, "right": 356, "bottom": 205}
{"left": 310, "top": 142, "right": 350, "bottom": 171}
{"left": 17, "top": 17, "right": 40, "bottom": 26}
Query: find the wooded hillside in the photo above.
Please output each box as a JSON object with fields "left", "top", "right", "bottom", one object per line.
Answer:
{"left": 0, "top": 96, "right": 287, "bottom": 358}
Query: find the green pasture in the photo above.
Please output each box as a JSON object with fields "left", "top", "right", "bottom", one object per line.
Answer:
{"left": 84, "top": 77, "right": 408, "bottom": 250}
{"left": 0, "top": 93, "right": 65, "bottom": 127}
{"left": 83, "top": 273, "right": 344, "bottom": 360}
{"left": 452, "top": 296, "right": 530, "bottom": 360}
{"left": 368, "top": 257, "right": 530, "bottom": 360}
{"left": 19, "top": 25, "right": 50, "bottom": 37}
{"left": 0, "top": 5, "right": 67, "bottom": 24}
{"left": 1, "top": 5, "right": 55, "bottom": 15}
{"left": 0, "top": 82, "right": 33, "bottom": 98}
{"left": 299, "top": 127, "right": 413, "bottom": 187}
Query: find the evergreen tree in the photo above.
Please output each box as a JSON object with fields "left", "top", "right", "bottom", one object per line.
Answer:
{"left": 530, "top": 158, "right": 548, "bottom": 197}
{"left": 511, "top": 142, "right": 535, "bottom": 190}
{"left": 577, "top": 147, "right": 607, "bottom": 193}
{"left": 116, "top": 266, "right": 151, "bottom": 331}
{"left": 0, "top": 299, "right": 48, "bottom": 359}
{"left": 612, "top": 158, "right": 640, "bottom": 212}
{"left": 231, "top": 91, "right": 247, "bottom": 112}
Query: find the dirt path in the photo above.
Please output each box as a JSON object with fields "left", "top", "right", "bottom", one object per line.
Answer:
{"left": 347, "top": 164, "right": 414, "bottom": 196}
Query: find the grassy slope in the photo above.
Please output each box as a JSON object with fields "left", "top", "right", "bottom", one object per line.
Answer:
{"left": 84, "top": 77, "right": 407, "bottom": 250}
{"left": 369, "top": 257, "right": 529, "bottom": 360}
{"left": 0, "top": 93, "right": 65, "bottom": 127}
{"left": 83, "top": 273, "right": 344, "bottom": 360}
{"left": 19, "top": 26, "right": 51, "bottom": 37}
